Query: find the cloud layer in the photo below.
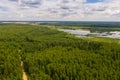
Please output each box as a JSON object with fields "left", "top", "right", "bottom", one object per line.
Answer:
{"left": 0, "top": 0, "right": 120, "bottom": 21}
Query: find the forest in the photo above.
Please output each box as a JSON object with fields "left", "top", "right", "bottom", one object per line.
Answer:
{"left": 0, "top": 23, "right": 120, "bottom": 80}
{"left": 39, "top": 21, "right": 120, "bottom": 32}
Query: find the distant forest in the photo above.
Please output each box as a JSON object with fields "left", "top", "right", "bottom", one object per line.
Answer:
{"left": 37, "top": 21, "right": 120, "bottom": 28}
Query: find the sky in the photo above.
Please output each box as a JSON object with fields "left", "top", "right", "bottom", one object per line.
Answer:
{"left": 0, "top": 0, "right": 120, "bottom": 21}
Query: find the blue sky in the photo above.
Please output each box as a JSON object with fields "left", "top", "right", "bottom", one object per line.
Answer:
{"left": 0, "top": 0, "right": 120, "bottom": 21}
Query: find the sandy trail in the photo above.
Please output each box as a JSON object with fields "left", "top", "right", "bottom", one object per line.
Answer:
{"left": 19, "top": 49, "right": 28, "bottom": 80}
{"left": 21, "top": 61, "right": 28, "bottom": 80}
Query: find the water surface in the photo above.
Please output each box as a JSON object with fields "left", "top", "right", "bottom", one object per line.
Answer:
{"left": 59, "top": 29, "right": 120, "bottom": 39}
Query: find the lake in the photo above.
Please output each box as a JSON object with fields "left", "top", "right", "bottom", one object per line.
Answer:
{"left": 59, "top": 29, "right": 120, "bottom": 39}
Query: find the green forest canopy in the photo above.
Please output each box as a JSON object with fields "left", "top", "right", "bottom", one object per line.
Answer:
{"left": 0, "top": 23, "right": 120, "bottom": 80}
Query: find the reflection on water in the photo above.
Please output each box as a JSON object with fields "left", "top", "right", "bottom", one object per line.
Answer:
{"left": 59, "top": 29, "right": 120, "bottom": 39}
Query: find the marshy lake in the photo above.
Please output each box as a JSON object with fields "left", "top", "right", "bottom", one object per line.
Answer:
{"left": 59, "top": 29, "right": 120, "bottom": 39}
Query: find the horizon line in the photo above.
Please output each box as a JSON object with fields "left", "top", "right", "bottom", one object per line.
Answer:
{"left": 0, "top": 20, "right": 120, "bottom": 22}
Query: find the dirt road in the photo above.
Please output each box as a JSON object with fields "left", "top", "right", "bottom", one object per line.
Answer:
{"left": 19, "top": 49, "right": 28, "bottom": 80}
{"left": 21, "top": 61, "right": 28, "bottom": 80}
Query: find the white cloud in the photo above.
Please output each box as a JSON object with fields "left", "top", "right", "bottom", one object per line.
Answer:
{"left": 0, "top": 0, "right": 120, "bottom": 21}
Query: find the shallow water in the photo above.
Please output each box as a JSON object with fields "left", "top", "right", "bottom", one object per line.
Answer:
{"left": 59, "top": 29, "right": 120, "bottom": 39}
